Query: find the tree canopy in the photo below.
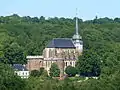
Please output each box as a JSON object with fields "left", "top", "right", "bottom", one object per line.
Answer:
{"left": 0, "top": 63, "right": 25, "bottom": 90}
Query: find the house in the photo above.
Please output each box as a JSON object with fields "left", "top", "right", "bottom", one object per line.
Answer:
{"left": 13, "top": 64, "right": 29, "bottom": 78}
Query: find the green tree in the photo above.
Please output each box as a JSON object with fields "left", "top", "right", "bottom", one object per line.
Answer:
{"left": 30, "top": 70, "right": 40, "bottom": 77}
{"left": 0, "top": 63, "right": 25, "bottom": 90}
{"left": 39, "top": 67, "right": 48, "bottom": 77}
{"left": 65, "top": 66, "right": 77, "bottom": 77}
{"left": 49, "top": 63, "right": 60, "bottom": 77}
{"left": 4, "top": 43, "right": 26, "bottom": 64}
{"left": 77, "top": 49, "right": 101, "bottom": 77}
{"left": 39, "top": 67, "right": 45, "bottom": 75}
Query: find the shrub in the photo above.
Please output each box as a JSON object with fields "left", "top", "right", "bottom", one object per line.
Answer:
{"left": 65, "top": 66, "right": 77, "bottom": 77}
{"left": 30, "top": 70, "right": 40, "bottom": 77}
{"left": 49, "top": 63, "right": 60, "bottom": 77}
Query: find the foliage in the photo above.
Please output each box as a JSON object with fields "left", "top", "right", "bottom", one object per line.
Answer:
{"left": 40, "top": 69, "right": 48, "bottom": 77}
{"left": 39, "top": 67, "right": 48, "bottom": 77}
{"left": 30, "top": 70, "right": 40, "bottom": 77}
{"left": 30, "top": 68, "right": 48, "bottom": 77}
{"left": 4, "top": 43, "right": 26, "bottom": 64}
{"left": 77, "top": 49, "right": 101, "bottom": 77}
{"left": 65, "top": 66, "right": 77, "bottom": 77}
{"left": 49, "top": 63, "right": 60, "bottom": 77}
{"left": 0, "top": 63, "right": 25, "bottom": 90}
{"left": 39, "top": 67, "right": 45, "bottom": 75}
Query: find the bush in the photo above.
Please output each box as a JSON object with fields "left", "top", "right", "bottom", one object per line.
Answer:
{"left": 41, "top": 70, "right": 48, "bottom": 77}
{"left": 65, "top": 66, "right": 77, "bottom": 77}
{"left": 49, "top": 63, "right": 60, "bottom": 77}
{"left": 39, "top": 67, "right": 45, "bottom": 75}
{"left": 30, "top": 70, "right": 40, "bottom": 77}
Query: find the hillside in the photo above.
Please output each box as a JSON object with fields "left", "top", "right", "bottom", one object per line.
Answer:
{"left": 0, "top": 14, "right": 120, "bottom": 89}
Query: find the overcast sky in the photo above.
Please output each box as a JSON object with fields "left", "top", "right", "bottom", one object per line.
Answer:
{"left": 0, "top": 0, "right": 119, "bottom": 20}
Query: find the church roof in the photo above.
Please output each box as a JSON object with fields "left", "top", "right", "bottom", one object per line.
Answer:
{"left": 13, "top": 64, "right": 28, "bottom": 71}
{"left": 47, "top": 38, "right": 75, "bottom": 48}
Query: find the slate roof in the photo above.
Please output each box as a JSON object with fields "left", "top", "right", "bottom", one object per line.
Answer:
{"left": 13, "top": 64, "right": 28, "bottom": 71}
{"left": 47, "top": 38, "right": 75, "bottom": 48}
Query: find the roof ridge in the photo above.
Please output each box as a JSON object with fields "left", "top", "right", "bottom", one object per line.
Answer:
{"left": 53, "top": 38, "right": 71, "bottom": 40}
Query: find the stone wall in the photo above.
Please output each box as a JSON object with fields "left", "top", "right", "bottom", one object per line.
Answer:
{"left": 26, "top": 56, "right": 43, "bottom": 71}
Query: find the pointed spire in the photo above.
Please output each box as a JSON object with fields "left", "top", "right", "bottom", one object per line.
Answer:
{"left": 72, "top": 8, "right": 82, "bottom": 40}
{"left": 76, "top": 8, "right": 79, "bottom": 35}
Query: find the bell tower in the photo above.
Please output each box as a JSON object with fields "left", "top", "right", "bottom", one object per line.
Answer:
{"left": 72, "top": 9, "right": 83, "bottom": 52}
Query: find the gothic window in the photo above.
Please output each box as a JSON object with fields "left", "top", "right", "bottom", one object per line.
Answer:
{"left": 65, "top": 51, "right": 69, "bottom": 59}
{"left": 70, "top": 62, "right": 72, "bottom": 65}
{"left": 71, "top": 51, "right": 74, "bottom": 59}
{"left": 53, "top": 49, "right": 55, "bottom": 57}
{"left": 63, "top": 51, "right": 66, "bottom": 58}
{"left": 49, "top": 49, "right": 51, "bottom": 57}
{"left": 66, "top": 62, "right": 67, "bottom": 67}
{"left": 68, "top": 54, "right": 71, "bottom": 59}
{"left": 55, "top": 49, "right": 57, "bottom": 57}
{"left": 73, "top": 54, "right": 76, "bottom": 59}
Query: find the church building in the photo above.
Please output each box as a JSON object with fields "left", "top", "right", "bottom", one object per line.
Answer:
{"left": 26, "top": 14, "right": 83, "bottom": 77}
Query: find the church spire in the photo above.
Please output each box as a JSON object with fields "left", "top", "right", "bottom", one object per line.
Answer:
{"left": 76, "top": 8, "right": 79, "bottom": 35}
{"left": 72, "top": 8, "right": 81, "bottom": 40}
{"left": 72, "top": 8, "right": 83, "bottom": 52}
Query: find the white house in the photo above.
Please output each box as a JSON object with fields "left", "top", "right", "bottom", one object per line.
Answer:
{"left": 13, "top": 64, "right": 29, "bottom": 78}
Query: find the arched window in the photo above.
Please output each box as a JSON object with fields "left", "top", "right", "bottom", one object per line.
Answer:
{"left": 73, "top": 54, "right": 76, "bottom": 59}
{"left": 66, "top": 62, "right": 67, "bottom": 66}
{"left": 49, "top": 49, "right": 52, "bottom": 57}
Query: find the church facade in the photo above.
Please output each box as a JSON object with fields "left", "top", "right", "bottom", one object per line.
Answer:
{"left": 26, "top": 16, "right": 83, "bottom": 76}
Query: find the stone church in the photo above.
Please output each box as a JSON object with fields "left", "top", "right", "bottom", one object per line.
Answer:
{"left": 26, "top": 15, "right": 83, "bottom": 77}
